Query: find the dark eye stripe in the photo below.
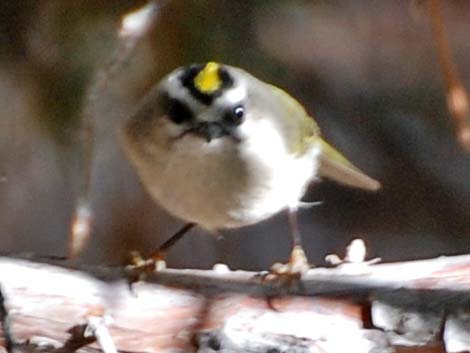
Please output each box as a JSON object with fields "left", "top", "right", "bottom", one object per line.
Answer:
{"left": 165, "top": 97, "right": 194, "bottom": 124}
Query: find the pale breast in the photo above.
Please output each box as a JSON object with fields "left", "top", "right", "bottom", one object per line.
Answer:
{"left": 138, "top": 118, "right": 320, "bottom": 231}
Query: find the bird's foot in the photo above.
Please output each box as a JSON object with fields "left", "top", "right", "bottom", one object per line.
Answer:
{"left": 125, "top": 251, "right": 167, "bottom": 286}
{"left": 257, "top": 245, "right": 310, "bottom": 285}
{"left": 271, "top": 245, "right": 310, "bottom": 275}
{"left": 254, "top": 246, "right": 310, "bottom": 309}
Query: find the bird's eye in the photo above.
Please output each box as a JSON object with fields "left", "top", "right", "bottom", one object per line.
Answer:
{"left": 167, "top": 98, "right": 194, "bottom": 124}
{"left": 234, "top": 106, "right": 244, "bottom": 119}
{"left": 224, "top": 105, "right": 245, "bottom": 126}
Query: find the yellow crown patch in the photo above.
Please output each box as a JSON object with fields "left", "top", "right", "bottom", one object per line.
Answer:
{"left": 194, "top": 62, "right": 221, "bottom": 93}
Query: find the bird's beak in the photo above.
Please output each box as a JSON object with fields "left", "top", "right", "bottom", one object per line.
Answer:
{"left": 176, "top": 121, "right": 240, "bottom": 143}
{"left": 188, "top": 122, "right": 228, "bottom": 143}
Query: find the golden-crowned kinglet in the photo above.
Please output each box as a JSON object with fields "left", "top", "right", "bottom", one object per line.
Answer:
{"left": 121, "top": 62, "right": 380, "bottom": 271}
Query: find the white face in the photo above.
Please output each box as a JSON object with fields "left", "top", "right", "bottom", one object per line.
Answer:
{"left": 156, "top": 64, "right": 250, "bottom": 144}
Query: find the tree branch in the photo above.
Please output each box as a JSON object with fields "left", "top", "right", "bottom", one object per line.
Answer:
{"left": 428, "top": 0, "right": 470, "bottom": 151}
{"left": 68, "top": 1, "right": 162, "bottom": 258}
{"left": 0, "top": 253, "right": 469, "bottom": 352}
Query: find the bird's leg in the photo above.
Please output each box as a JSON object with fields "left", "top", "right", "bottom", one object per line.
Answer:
{"left": 150, "top": 222, "right": 196, "bottom": 261}
{"left": 129, "top": 222, "right": 196, "bottom": 273}
{"left": 286, "top": 208, "right": 310, "bottom": 273}
{"left": 269, "top": 208, "right": 310, "bottom": 276}
{"left": 256, "top": 208, "right": 309, "bottom": 304}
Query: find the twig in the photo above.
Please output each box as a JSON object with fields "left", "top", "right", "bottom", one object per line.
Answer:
{"left": 60, "top": 324, "right": 96, "bottom": 353}
{"left": 428, "top": 0, "right": 470, "bottom": 151}
{"left": 68, "top": 1, "right": 162, "bottom": 258}
{"left": 1, "top": 252, "right": 470, "bottom": 303}
{"left": 0, "top": 286, "right": 14, "bottom": 353}
{"left": 84, "top": 317, "right": 117, "bottom": 353}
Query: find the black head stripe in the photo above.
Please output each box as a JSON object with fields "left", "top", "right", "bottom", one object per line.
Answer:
{"left": 218, "top": 68, "right": 234, "bottom": 89}
{"left": 179, "top": 64, "right": 235, "bottom": 105}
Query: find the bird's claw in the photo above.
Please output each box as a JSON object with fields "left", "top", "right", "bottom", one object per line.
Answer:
{"left": 125, "top": 251, "right": 167, "bottom": 289}
{"left": 253, "top": 246, "right": 311, "bottom": 310}
{"left": 255, "top": 245, "right": 310, "bottom": 292}
{"left": 271, "top": 245, "right": 310, "bottom": 275}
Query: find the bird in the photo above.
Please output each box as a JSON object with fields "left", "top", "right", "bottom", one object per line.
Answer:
{"left": 121, "top": 61, "right": 380, "bottom": 273}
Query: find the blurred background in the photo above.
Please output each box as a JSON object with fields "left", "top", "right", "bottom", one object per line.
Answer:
{"left": 1, "top": 0, "right": 470, "bottom": 270}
